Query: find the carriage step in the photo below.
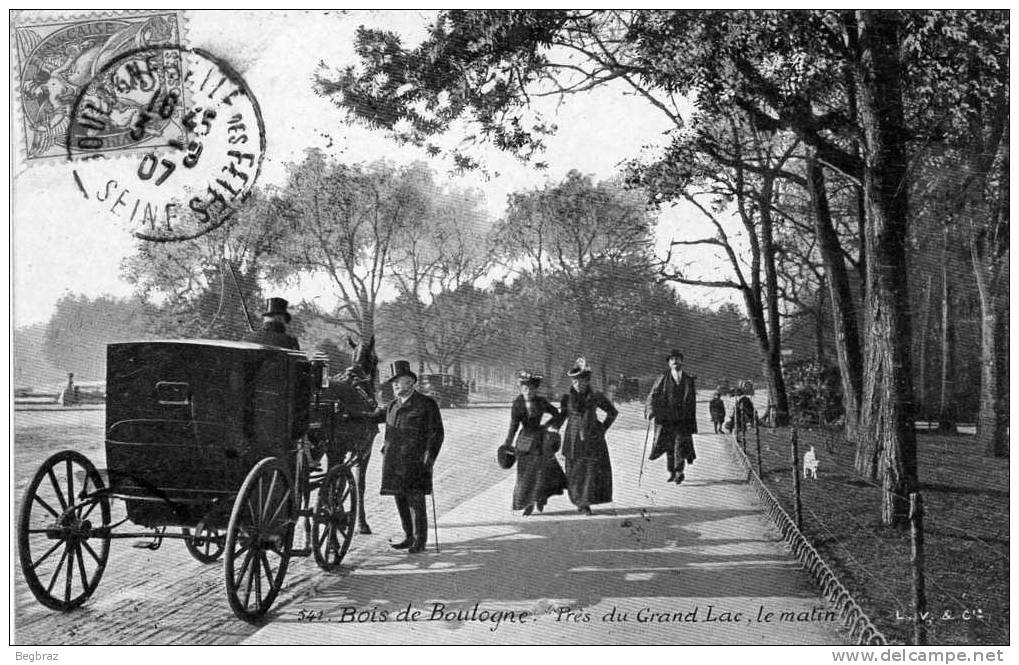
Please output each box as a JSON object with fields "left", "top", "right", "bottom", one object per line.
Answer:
{"left": 290, "top": 547, "right": 312, "bottom": 557}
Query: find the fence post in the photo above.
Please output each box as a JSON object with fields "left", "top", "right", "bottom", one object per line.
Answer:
{"left": 755, "top": 414, "right": 762, "bottom": 478}
{"left": 910, "top": 492, "right": 928, "bottom": 646}
{"left": 791, "top": 429, "right": 802, "bottom": 531}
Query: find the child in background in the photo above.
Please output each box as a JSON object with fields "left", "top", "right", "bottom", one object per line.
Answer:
{"left": 709, "top": 391, "right": 726, "bottom": 433}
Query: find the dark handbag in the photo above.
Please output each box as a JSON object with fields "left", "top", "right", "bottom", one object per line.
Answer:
{"left": 542, "top": 430, "right": 561, "bottom": 455}
{"left": 497, "top": 443, "right": 516, "bottom": 469}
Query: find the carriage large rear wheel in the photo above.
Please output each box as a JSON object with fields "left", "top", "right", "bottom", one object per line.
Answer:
{"left": 312, "top": 464, "right": 358, "bottom": 571}
{"left": 223, "top": 458, "right": 295, "bottom": 621}
{"left": 18, "top": 450, "right": 111, "bottom": 611}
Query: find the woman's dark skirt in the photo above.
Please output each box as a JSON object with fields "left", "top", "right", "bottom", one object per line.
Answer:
{"left": 512, "top": 451, "right": 568, "bottom": 510}
{"left": 564, "top": 456, "right": 613, "bottom": 507}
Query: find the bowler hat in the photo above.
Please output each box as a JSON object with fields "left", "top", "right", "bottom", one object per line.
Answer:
{"left": 666, "top": 349, "right": 684, "bottom": 362}
{"left": 386, "top": 359, "right": 418, "bottom": 384}
{"left": 517, "top": 370, "right": 542, "bottom": 387}
{"left": 497, "top": 443, "right": 516, "bottom": 470}
{"left": 262, "top": 297, "right": 292, "bottom": 323}
{"left": 566, "top": 356, "right": 592, "bottom": 379}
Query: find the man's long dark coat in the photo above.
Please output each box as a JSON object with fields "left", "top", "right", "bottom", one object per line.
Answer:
{"left": 368, "top": 390, "right": 444, "bottom": 495}
{"left": 645, "top": 371, "right": 698, "bottom": 461}
{"left": 244, "top": 320, "right": 300, "bottom": 350}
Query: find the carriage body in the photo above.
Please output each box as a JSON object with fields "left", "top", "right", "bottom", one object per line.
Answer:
{"left": 104, "top": 340, "right": 313, "bottom": 529}
{"left": 20, "top": 338, "right": 363, "bottom": 620}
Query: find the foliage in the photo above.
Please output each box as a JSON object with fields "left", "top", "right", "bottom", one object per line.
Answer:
{"left": 120, "top": 191, "right": 278, "bottom": 338}
{"left": 267, "top": 151, "right": 436, "bottom": 338}
{"left": 42, "top": 294, "right": 155, "bottom": 380}
{"left": 784, "top": 359, "right": 844, "bottom": 425}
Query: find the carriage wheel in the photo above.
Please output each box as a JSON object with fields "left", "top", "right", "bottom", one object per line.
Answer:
{"left": 18, "top": 450, "right": 111, "bottom": 611}
{"left": 183, "top": 520, "right": 224, "bottom": 563}
{"left": 223, "top": 458, "right": 295, "bottom": 621}
{"left": 312, "top": 464, "right": 358, "bottom": 571}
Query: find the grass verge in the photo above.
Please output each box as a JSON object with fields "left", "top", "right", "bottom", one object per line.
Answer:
{"left": 738, "top": 425, "right": 1008, "bottom": 646}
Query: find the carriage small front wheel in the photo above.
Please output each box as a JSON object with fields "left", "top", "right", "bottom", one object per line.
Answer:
{"left": 223, "top": 457, "right": 295, "bottom": 621}
{"left": 183, "top": 520, "right": 225, "bottom": 564}
{"left": 312, "top": 464, "right": 358, "bottom": 571}
{"left": 18, "top": 450, "right": 112, "bottom": 611}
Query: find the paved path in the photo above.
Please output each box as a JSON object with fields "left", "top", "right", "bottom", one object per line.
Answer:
{"left": 245, "top": 403, "right": 846, "bottom": 645}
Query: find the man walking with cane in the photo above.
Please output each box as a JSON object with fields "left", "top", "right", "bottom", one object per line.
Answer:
{"left": 645, "top": 349, "right": 698, "bottom": 485}
{"left": 348, "top": 360, "right": 444, "bottom": 553}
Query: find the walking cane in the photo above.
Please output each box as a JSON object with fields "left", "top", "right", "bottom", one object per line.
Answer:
{"left": 431, "top": 492, "right": 440, "bottom": 553}
{"left": 638, "top": 419, "right": 652, "bottom": 487}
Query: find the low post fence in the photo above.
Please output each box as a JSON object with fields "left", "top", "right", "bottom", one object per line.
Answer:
{"left": 727, "top": 430, "right": 888, "bottom": 645}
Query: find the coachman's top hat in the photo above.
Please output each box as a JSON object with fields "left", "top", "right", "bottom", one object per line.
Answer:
{"left": 387, "top": 360, "right": 418, "bottom": 384}
{"left": 262, "top": 297, "right": 292, "bottom": 323}
{"left": 566, "top": 357, "right": 592, "bottom": 379}
{"left": 667, "top": 349, "right": 684, "bottom": 362}
{"left": 516, "top": 370, "right": 542, "bottom": 387}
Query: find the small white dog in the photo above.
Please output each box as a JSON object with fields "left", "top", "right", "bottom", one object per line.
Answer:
{"left": 803, "top": 446, "right": 819, "bottom": 480}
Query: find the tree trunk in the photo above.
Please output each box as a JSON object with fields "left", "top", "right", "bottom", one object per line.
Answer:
{"left": 972, "top": 243, "right": 1009, "bottom": 457}
{"left": 937, "top": 256, "right": 956, "bottom": 432}
{"left": 412, "top": 296, "right": 427, "bottom": 374}
{"left": 815, "top": 274, "right": 826, "bottom": 365}
{"left": 852, "top": 10, "right": 918, "bottom": 528}
{"left": 805, "top": 154, "right": 864, "bottom": 438}
{"left": 916, "top": 275, "right": 933, "bottom": 422}
{"left": 360, "top": 299, "right": 375, "bottom": 341}
{"left": 759, "top": 179, "right": 790, "bottom": 425}
{"left": 846, "top": 65, "right": 867, "bottom": 295}
{"left": 739, "top": 287, "right": 784, "bottom": 424}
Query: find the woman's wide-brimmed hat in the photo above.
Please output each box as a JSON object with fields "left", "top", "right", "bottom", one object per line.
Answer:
{"left": 497, "top": 443, "right": 516, "bottom": 470}
{"left": 566, "top": 356, "right": 592, "bottom": 378}
{"left": 386, "top": 359, "right": 417, "bottom": 384}
{"left": 263, "top": 297, "right": 292, "bottom": 323}
{"left": 517, "top": 370, "right": 542, "bottom": 387}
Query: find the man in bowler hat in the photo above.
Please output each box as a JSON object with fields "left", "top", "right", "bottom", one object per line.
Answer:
{"left": 350, "top": 360, "right": 444, "bottom": 553}
{"left": 645, "top": 349, "right": 698, "bottom": 484}
{"left": 245, "top": 297, "right": 300, "bottom": 350}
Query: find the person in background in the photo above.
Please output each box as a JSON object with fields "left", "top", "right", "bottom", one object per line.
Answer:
{"left": 504, "top": 371, "right": 567, "bottom": 516}
{"left": 645, "top": 349, "right": 698, "bottom": 484}
{"left": 709, "top": 391, "right": 726, "bottom": 434}
{"left": 348, "top": 360, "right": 444, "bottom": 553}
{"left": 245, "top": 297, "right": 300, "bottom": 350}
{"left": 550, "top": 358, "right": 617, "bottom": 516}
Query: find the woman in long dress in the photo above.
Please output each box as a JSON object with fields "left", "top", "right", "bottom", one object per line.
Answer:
{"left": 551, "top": 358, "right": 618, "bottom": 515}
{"left": 505, "top": 372, "right": 568, "bottom": 516}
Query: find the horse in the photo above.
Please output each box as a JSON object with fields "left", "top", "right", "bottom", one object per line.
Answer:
{"left": 315, "top": 335, "right": 379, "bottom": 535}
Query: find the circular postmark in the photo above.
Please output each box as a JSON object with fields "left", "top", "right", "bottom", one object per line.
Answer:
{"left": 66, "top": 45, "right": 265, "bottom": 241}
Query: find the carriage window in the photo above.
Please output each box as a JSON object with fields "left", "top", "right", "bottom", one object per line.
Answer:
{"left": 155, "top": 381, "right": 190, "bottom": 406}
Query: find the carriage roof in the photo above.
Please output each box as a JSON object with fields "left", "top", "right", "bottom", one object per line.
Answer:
{"left": 108, "top": 338, "right": 306, "bottom": 353}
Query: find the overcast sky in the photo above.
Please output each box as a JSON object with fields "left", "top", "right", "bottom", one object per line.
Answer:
{"left": 12, "top": 9, "right": 734, "bottom": 327}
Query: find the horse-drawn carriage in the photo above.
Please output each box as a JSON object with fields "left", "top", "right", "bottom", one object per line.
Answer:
{"left": 17, "top": 338, "right": 379, "bottom": 621}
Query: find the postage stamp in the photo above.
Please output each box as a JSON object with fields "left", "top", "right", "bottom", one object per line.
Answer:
{"left": 65, "top": 45, "right": 267, "bottom": 241}
{"left": 12, "top": 11, "right": 184, "bottom": 164}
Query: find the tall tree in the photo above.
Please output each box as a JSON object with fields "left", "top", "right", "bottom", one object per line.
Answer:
{"left": 385, "top": 181, "right": 494, "bottom": 372}
{"left": 322, "top": 9, "right": 1007, "bottom": 524}
{"left": 43, "top": 294, "right": 155, "bottom": 380}
{"left": 497, "top": 170, "right": 656, "bottom": 383}
{"left": 629, "top": 112, "right": 796, "bottom": 424}
{"left": 270, "top": 151, "right": 431, "bottom": 340}
{"left": 121, "top": 190, "right": 278, "bottom": 338}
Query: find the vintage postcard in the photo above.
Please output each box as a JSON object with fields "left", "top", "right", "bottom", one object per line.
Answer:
{"left": 10, "top": 9, "right": 1009, "bottom": 658}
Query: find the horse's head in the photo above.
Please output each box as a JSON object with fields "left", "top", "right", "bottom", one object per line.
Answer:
{"left": 345, "top": 335, "right": 379, "bottom": 392}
